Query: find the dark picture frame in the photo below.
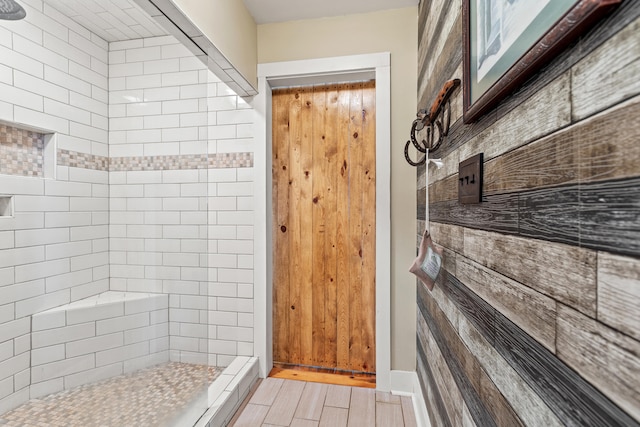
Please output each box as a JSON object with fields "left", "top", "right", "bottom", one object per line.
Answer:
{"left": 462, "top": 0, "right": 621, "bottom": 123}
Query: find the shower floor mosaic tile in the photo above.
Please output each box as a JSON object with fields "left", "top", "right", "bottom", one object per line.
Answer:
{"left": 0, "top": 362, "right": 221, "bottom": 427}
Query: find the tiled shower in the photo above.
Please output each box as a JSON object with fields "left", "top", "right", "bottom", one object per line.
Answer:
{"left": 0, "top": 0, "right": 257, "bottom": 424}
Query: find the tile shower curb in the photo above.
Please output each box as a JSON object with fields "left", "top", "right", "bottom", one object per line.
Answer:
{"left": 194, "top": 356, "right": 260, "bottom": 427}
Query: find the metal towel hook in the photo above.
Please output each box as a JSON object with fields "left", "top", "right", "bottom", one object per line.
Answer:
{"left": 405, "top": 78, "right": 460, "bottom": 167}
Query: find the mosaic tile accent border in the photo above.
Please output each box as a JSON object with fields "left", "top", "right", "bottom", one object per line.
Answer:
{"left": 109, "top": 152, "right": 254, "bottom": 171}
{"left": 57, "top": 149, "right": 109, "bottom": 171}
{"left": 0, "top": 124, "right": 44, "bottom": 177}
{"left": 56, "top": 151, "right": 253, "bottom": 172}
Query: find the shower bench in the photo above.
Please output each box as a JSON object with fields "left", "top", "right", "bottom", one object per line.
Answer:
{"left": 29, "top": 291, "right": 169, "bottom": 398}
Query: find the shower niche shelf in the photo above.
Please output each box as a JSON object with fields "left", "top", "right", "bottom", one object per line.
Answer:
{"left": 0, "top": 196, "right": 13, "bottom": 218}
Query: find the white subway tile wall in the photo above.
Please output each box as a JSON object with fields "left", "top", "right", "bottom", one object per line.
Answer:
{"left": 107, "top": 35, "right": 255, "bottom": 370}
{"left": 30, "top": 291, "right": 169, "bottom": 396}
{"left": 0, "top": 6, "right": 255, "bottom": 417}
{"left": 0, "top": 6, "right": 110, "bottom": 414}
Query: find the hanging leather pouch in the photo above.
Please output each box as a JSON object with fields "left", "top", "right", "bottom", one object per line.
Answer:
{"left": 409, "top": 229, "right": 443, "bottom": 291}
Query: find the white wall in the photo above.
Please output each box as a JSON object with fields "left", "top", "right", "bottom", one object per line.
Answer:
{"left": 107, "top": 35, "right": 255, "bottom": 368}
{"left": 0, "top": 0, "right": 110, "bottom": 413}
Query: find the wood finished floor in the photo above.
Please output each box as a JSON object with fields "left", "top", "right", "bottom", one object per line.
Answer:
{"left": 230, "top": 378, "right": 417, "bottom": 427}
{"left": 269, "top": 367, "right": 376, "bottom": 389}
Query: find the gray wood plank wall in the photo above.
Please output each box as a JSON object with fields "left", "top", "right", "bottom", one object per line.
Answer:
{"left": 416, "top": 1, "right": 640, "bottom": 425}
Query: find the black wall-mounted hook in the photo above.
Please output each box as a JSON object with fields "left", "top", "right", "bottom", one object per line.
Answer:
{"left": 405, "top": 79, "right": 460, "bottom": 167}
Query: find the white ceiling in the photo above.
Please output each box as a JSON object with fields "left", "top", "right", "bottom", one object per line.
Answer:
{"left": 243, "top": 0, "right": 419, "bottom": 24}
{"left": 44, "top": 0, "right": 166, "bottom": 42}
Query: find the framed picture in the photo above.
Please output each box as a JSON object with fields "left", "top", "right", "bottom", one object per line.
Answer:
{"left": 462, "top": 0, "right": 621, "bottom": 123}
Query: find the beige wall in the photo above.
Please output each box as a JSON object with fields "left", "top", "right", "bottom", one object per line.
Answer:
{"left": 172, "top": 0, "right": 258, "bottom": 86}
{"left": 258, "top": 7, "right": 419, "bottom": 371}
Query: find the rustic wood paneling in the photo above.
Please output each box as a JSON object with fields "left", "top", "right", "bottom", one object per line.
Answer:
{"left": 429, "top": 222, "right": 464, "bottom": 254}
{"left": 496, "top": 309, "right": 639, "bottom": 427}
{"left": 428, "top": 175, "right": 458, "bottom": 204}
{"left": 457, "top": 315, "right": 564, "bottom": 427}
{"left": 440, "top": 272, "right": 496, "bottom": 345}
{"left": 418, "top": 0, "right": 459, "bottom": 100}
{"left": 348, "top": 83, "right": 364, "bottom": 372}
{"left": 431, "top": 177, "right": 640, "bottom": 257}
{"left": 557, "top": 304, "right": 640, "bottom": 423}
{"left": 443, "top": 271, "right": 639, "bottom": 426}
{"left": 417, "top": 311, "right": 464, "bottom": 427}
{"left": 300, "top": 87, "right": 314, "bottom": 366}
{"left": 463, "top": 403, "right": 477, "bottom": 427}
{"left": 419, "top": 2, "right": 640, "bottom": 427}
{"left": 416, "top": 340, "right": 452, "bottom": 427}
{"left": 577, "top": 96, "right": 640, "bottom": 183}
{"left": 288, "top": 87, "right": 303, "bottom": 364}
{"left": 578, "top": 177, "right": 640, "bottom": 257}
{"left": 597, "top": 252, "right": 640, "bottom": 342}
{"left": 430, "top": 194, "right": 519, "bottom": 234}
{"left": 459, "top": 73, "right": 572, "bottom": 163}
{"left": 418, "top": 281, "right": 523, "bottom": 427}
{"left": 311, "top": 87, "right": 327, "bottom": 367}
{"left": 572, "top": 16, "right": 640, "bottom": 120}
{"left": 517, "top": 184, "right": 580, "bottom": 245}
{"left": 418, "top": 12, "right": 463, "bottom": 112}
{"left": 462, "top": 228, "right": 596, "bottom": 317}
{"left": 324, "top": 86, "right": 339, "bottom": 368}
{"left": 417, "top": 163, "right": 426, "bottom": 191}
{"left": 518, "top": 177, "right": 640, "bottom": 256}
{"left": 430, "top": 145, "right": 460, "bottom": 183}
{"left": 272, "top": 83, "right": 375, "bottom": 372}
{"left": 416, "top": 188, "right": 426, "bottom": 221}
{"left": 482, "top": 96, "right": 640, "bottom": 195}
{"left": 336, "top": 84, "right": 351, "bottom": 370}
{"left": 430, "top": 275, "right": 460, "bottom": 332}
{"left": 456, "top": 256, "right": 557, "bottom": 352}
{"left": 273, "top": 88, "right": 291, "bottom": 364}
{"left": 417, "top": 0, "right": 431, "bottom": 45}
{"left": 360, "top": 85, "right": 376, "bottom": 373}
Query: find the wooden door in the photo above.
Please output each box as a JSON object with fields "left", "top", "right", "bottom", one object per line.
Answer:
{"left": 272, "top": 81, "right": 376, "bottom": 373}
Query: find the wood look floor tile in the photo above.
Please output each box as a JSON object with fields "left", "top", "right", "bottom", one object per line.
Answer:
{"left": 376, "top": 402, "right": 404, "bottom": 426}
{"left": 324, "top": 384, "right": 352, "bottom": 408}
{"left": 232, "top": 378, "right": 417, "bottom": 427}
{"left": 263, "top": 380, "right": 306, "bottom": 426}
{"left": 400, "top": 396, "right": 418, "bottom": 427}
{"left": 290, "top": 419, "right": 320, "bottom": 427}
{"left": 376, "top": 391, "right": 401, "bottom": 404}
{"left": 232, "top": 403, "right": 270, "bottom": 427}
{"left": 347, "top": 387, "right": 375, "bottom": 427}
{"left": 319, "top": 406, "right": 349, "bottom": 427}
{"left": 250, "top": 377, "right": 285, "bottom": 406}
{"left": 294, "top": 382, "right": 328, "bottom": 421}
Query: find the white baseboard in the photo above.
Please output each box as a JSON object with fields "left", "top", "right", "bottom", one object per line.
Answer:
{"left": 390, "top": 370, "right": 431, "bottom": 427}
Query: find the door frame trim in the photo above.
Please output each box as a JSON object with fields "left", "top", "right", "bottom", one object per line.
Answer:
{"left": 252, "top": 52, "right": 391, "bottom": 391}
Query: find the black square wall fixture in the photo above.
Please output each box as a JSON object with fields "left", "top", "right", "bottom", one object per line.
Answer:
{"left": 459, "top": 153, "right": 483, "bottom": 204}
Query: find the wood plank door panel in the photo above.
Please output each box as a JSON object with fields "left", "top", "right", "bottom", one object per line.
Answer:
{"left": 272, "top": 82, "right": 376, "bottom": 373}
